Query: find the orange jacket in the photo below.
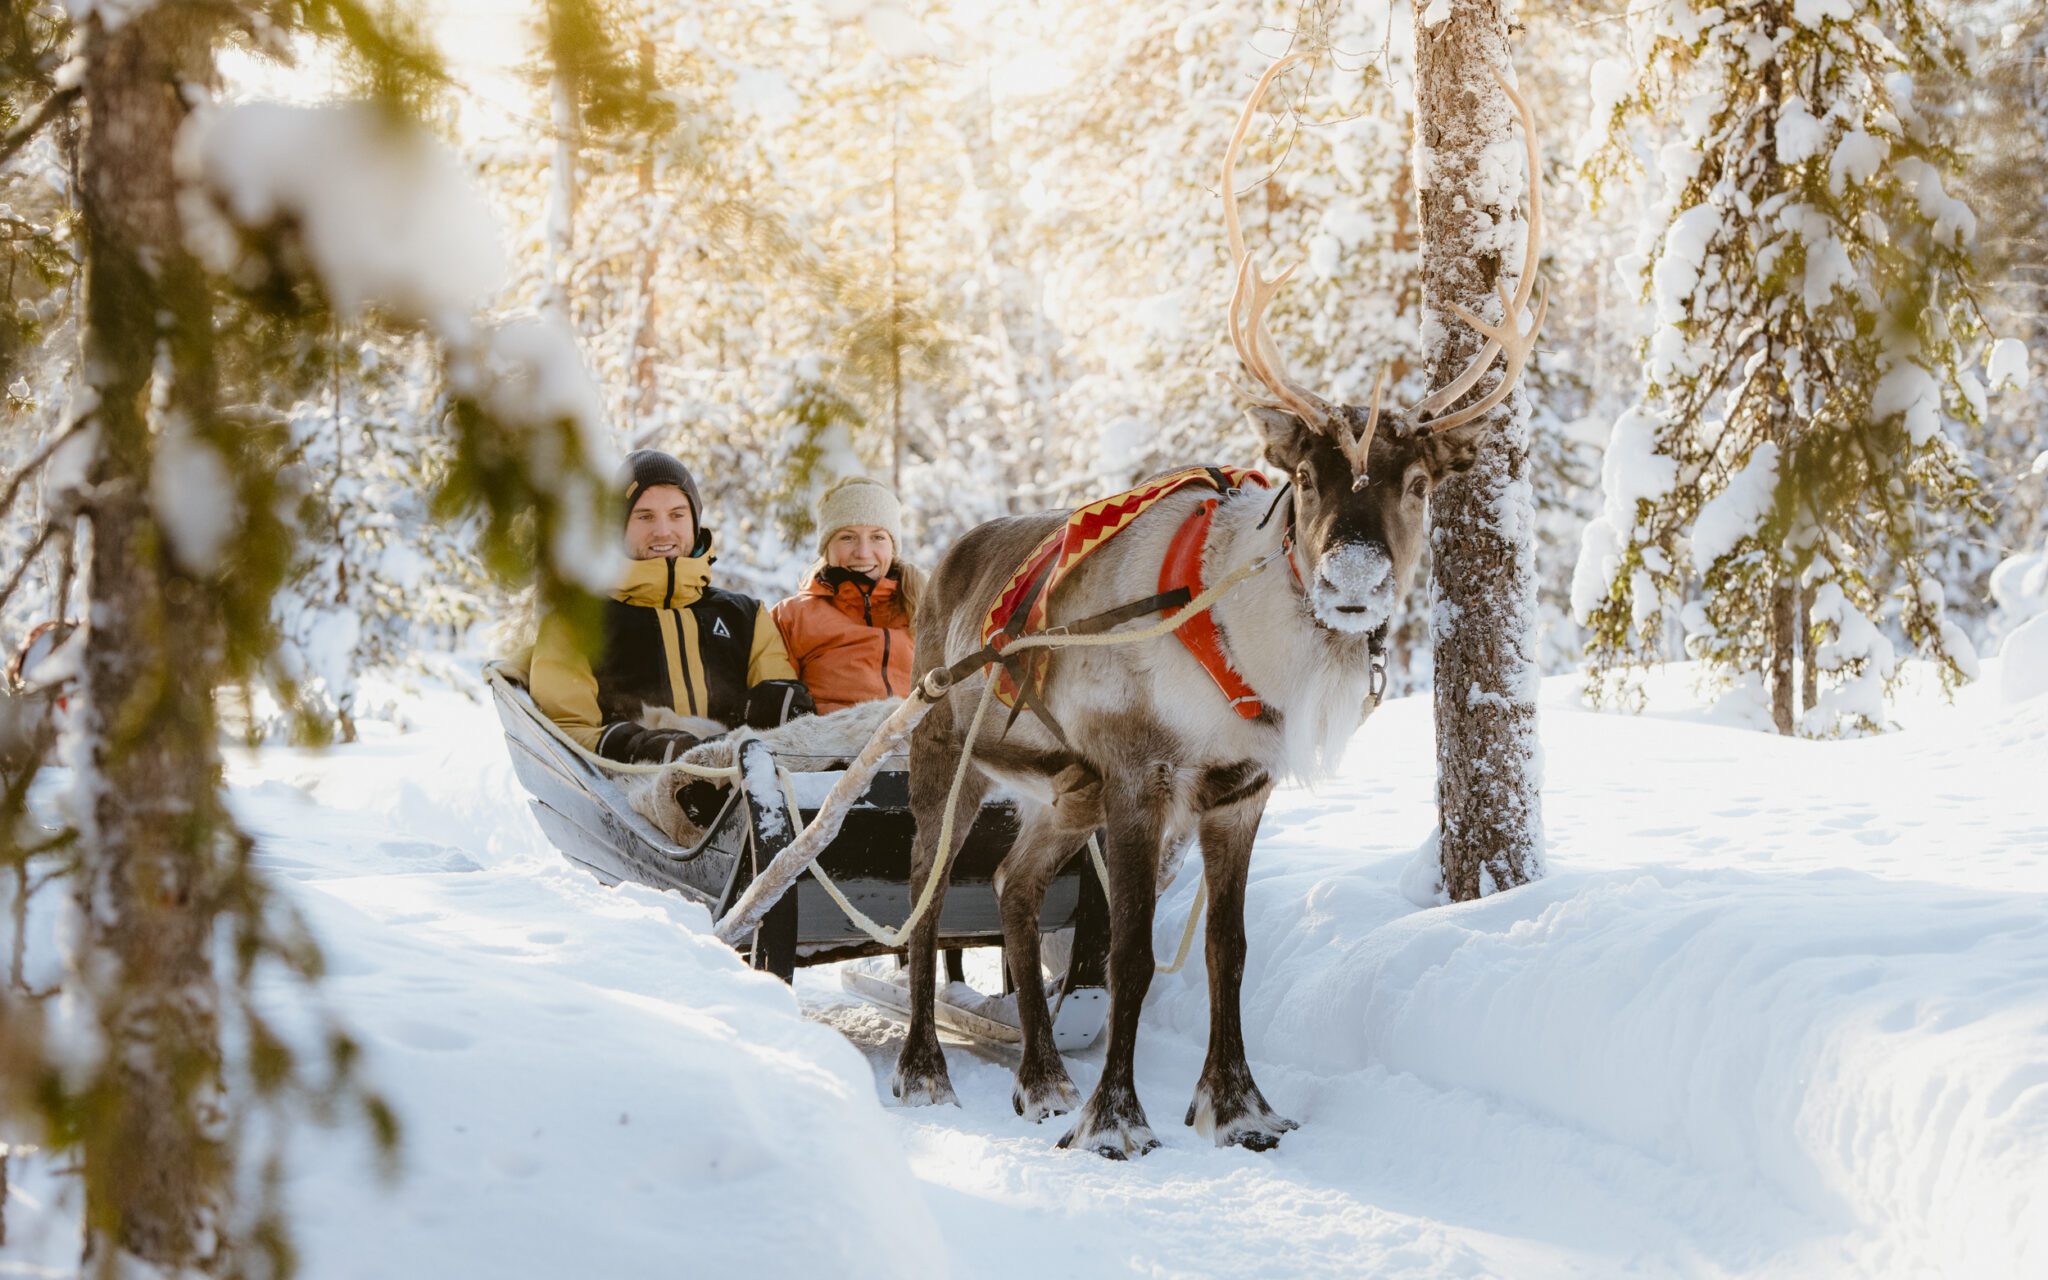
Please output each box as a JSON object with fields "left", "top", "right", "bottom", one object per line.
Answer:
{"left": 771, "top": 568, "right": 914, "bottom": 714}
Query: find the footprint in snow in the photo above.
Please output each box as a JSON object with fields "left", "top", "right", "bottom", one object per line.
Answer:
{"left": 387, "top": 1019, "right": 475, "bottom": 1052}
{"left": 487, "top": 1150, "right": 542, "bottom": 1179}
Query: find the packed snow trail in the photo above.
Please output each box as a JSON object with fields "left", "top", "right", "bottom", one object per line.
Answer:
{"left": 802, "top": 667, "right": 2048, "bottom": 1279}
{"left": 4, "top": 664, "right": 2043, "bottom": 1278}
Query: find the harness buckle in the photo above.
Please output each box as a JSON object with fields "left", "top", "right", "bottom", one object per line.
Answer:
{"left": 1368, "top": 651, "right": 1389, "bottom": 707}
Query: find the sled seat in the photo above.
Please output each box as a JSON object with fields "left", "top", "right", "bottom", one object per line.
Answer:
{"left": 486, "top": 662, "right": 1097, "bottom": 973}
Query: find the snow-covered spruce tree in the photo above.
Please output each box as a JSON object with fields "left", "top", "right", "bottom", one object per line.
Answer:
{"left": 1, "top": 0, "right": 81, "bottom": 653}
{"left": 0, "top": 4, "right": 619, "bottom": 1273}
{"left": 1416, "top": 0, "right": 1545, "bottom": 899}
{"left": 1575, "top": 0, "right": 2003, "bottom": 735}
{"left": 1951, "top": 2, "right": 2045, "bottom": 643}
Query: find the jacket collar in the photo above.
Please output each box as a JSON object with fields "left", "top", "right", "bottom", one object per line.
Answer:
{"left": 613, "top": 554, "right": 713, "bottom": 608}
{"left": 807, "top": 565, "right": 900, "bottom": 614}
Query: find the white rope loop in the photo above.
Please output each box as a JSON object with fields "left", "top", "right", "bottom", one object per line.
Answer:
{"left": 1086, "top": 834, "right": 1207, "bottom": 976}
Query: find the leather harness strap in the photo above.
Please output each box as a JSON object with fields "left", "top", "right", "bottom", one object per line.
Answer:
{"left": 1160, "top": 497, "right": 1266, "bottom": 719}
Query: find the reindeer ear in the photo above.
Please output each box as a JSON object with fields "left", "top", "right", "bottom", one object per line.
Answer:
{"left": 1423, "top": 425, "right": 1484, "bottom": 477}
{"left": 1245, "top": 406, "right": 1311, "bottom": 471}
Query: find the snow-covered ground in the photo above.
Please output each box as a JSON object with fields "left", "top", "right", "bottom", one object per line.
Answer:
{"left": 5, "top": 663, "right": 2044, "bottom": 1278}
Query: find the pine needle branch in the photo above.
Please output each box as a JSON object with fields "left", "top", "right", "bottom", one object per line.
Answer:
{"left": 0, "top": 418, "right": 86, "bottom": 526}
{"left": 0, "top": 85, "right": 78, "bottom": 171}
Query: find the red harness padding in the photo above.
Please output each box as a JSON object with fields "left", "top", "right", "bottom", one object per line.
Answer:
{"left": 981, "top": 465, "right": 1267, "bottom": 711}
{"left": 1160, "top": 497, "right": 1265, "bottom": 719}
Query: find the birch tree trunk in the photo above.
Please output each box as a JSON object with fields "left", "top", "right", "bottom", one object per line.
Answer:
{"left": 75, "top": 8, "right": 229, "bottom": 1270}
{"left": 1416, "top": 0, "right": 1544, "bottom": 899}
{"left": 630, "top": 34, "right": 660, "bottom": 423}
{"left": 543, "top": 2, "right": 579, "bottom": 323}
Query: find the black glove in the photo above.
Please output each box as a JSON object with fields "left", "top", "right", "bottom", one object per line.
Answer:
{"left": 676, "top": 778, "right": 728, "bottom": 827}
{"left": 595, "top": 722, "right": 700, "bottom": 764}
{"left": 743, "top": 679, "right": 815, "bottom": 729}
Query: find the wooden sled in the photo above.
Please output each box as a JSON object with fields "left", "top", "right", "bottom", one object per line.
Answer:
{"left": 486, "top": 661, "right": 1110, "bottom": 1049}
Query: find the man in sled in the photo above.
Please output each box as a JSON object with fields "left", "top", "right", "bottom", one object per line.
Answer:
{"left": 528, "top": 449, "right": 814, "bottom": 762}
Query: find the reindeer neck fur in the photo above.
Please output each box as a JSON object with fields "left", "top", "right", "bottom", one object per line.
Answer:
{"left": 1201, "top": 487, "right": 1378, "bottom": 782}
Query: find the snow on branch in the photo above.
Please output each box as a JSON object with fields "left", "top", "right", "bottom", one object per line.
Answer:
{"left": 176, "top": 100, "right": 616, "bottom": 594}
{"left": 178, "top": 102, "right": 506, "bottom": 331}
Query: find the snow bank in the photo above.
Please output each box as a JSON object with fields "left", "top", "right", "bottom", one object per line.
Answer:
{"left": 2000, "top": 613, "right": 2048, "bottom": 704}
{"left": 1132, "top": 681, "right": 2048, "bottom": 1277}
{"left": 1990, "top": 547, "right": 2048, "bottom": 635}
{"left": 1229, "top": 866, "right": 2048, "bottom": 1276}
{"left": 137, "top": 683, "right": 938, "bottom": 1278}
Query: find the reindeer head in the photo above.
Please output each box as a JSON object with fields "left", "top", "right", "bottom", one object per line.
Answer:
{"left": 1222, "top": 54, "right": 1545, "bottom": 635}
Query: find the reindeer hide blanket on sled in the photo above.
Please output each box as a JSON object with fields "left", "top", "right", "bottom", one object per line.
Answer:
{"left": 620, "top": 698, "right": 903, "bottom": 846}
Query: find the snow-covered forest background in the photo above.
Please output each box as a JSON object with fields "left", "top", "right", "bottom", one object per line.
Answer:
{"left": 3, "top": 0, "right": 2047, "bottom": 1277}
{"left": 7, "top": 0, "right": 2040, "bottom": 725}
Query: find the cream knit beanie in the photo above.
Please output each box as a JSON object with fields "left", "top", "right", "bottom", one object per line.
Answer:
{"left": 814, "top": 476, "right": 904, "bottom": 558}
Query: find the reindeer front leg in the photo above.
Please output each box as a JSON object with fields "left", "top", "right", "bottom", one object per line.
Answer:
{"left": 890, "top": 698, "right": 988, "bottom": 1107}
{"left": 1185, "top": 783, "right": 1297, "bottom": 1150}
{"left": 996, "top": 770, "right": 1101, "bottom": 1121}
{"left": 1057, "top": 765, "right": 1170, "bottom": 1158}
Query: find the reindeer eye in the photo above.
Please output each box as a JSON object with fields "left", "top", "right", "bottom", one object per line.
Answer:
{"left": 1408, "top": 474, "right": 1428, "bottom": 500}
{"left": 1295, "top": 462, "right": 1314, "bottom": 488}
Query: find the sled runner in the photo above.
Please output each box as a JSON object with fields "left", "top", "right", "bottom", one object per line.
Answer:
{"left": 486, "top": 662, "right": 1110, "bottom": 1049}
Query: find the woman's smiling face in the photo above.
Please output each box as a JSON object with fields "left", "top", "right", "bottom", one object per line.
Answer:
{"left": 825, "top": 525, "right": 894, "bottom": 580}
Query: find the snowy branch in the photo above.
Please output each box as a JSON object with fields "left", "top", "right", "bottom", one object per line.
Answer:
{"left": 0, "top": 420, "right": 86, "bottom": 528}
{"left": 0, "top": 86, "right": 79, "bottom": 171}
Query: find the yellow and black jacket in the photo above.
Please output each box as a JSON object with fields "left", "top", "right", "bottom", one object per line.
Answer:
{"left": 529, "top": 554, "right": 811, "bottom": 760}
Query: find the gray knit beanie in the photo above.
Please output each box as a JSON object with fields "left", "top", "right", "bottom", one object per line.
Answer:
{"left": 813, "top": 476, "right": 903, "bottom": 559}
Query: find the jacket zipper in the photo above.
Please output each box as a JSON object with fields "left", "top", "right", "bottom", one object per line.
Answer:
{"left": 664, "top": 557, "right": 696, "bottom": 714}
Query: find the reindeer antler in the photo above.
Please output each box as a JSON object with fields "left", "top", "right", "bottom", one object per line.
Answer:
{"left": 1409, "top": 66, "right": 1547, "bottom": 435}
{"left": 1223, "top": 53, "right": 1382, "bottom": 487}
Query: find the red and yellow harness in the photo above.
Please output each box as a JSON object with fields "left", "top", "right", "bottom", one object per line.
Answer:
{"left": 979, "top": 465, "right": 1282, "bottom": 724}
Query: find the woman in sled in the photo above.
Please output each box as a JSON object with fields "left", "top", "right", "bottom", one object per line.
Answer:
{"left": 771, "top": 476, "right": 922, "bottom": 715}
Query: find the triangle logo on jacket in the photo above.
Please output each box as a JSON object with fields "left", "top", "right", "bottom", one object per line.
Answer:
{"left": 711, "top": 617, "right": 732, "bottom": 639}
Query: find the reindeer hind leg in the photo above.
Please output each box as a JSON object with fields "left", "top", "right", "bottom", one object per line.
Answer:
{"left": 1056, "top": 769, "right": 1168, "bottom": 1158}
{"left": 996, "top": 796, "right": 1094, "bottom": 1122}
{"left": 889, "top": 695, "right": 989, "bottom": 1108}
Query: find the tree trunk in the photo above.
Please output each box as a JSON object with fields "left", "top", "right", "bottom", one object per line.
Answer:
{"left": 888, "top": 91, "right": 904, "bottom": 491}
{"left": 1799, "top": 580, "right": 1817, "bottom": 714}
{"left": 543, "top": 2, "right": 579, "bottom": 322}
{"left": 1770, "top": 575, "right": 1797, "bottom": 734}
{"left": 1418, "top": 0, "right": 1544, "bottom": 900}
{"left": 630, "top": 34, "right": 660, "bottom": 423}
{"left": 76, "top": 8, "right": 228, "bottom": 1270}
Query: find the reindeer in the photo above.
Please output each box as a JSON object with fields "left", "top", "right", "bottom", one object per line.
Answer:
{"left": 890, "top": 54, "right": 1545, "bottom": 1157}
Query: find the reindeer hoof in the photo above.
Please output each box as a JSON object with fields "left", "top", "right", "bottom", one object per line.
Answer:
{"left": 1012, "top": 1071, "right": 1082, "bottom": 1123}
{"left": 1056, "top": 1126, "right": 1161, "bottom": 1160}
{"left": 1187, "top": 1079, "right": 1298, "bottom": 1150}
{"left": 890, "top": 1043, "right": 958, "bottom": 1107}
{"left": 1057, "top": 1089, "right": 1159, "bottom": 1158}
{"left": 891, "top": 1069, "right": 958, "bottom": 1107}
